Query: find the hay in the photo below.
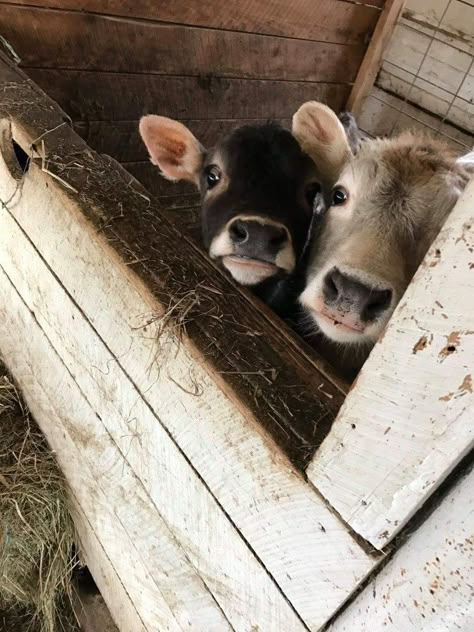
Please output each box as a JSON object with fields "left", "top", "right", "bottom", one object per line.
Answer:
{"left": 0, "top": 368, "right": 79, "bottom": 632}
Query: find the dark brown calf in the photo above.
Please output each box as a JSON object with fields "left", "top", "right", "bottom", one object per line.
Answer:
{"left": 139, "top": 116, "right": 323, "bottom": 312}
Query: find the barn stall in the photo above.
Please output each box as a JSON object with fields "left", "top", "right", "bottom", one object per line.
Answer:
{"left": 0, "top": 1, "right": 472, "bottom": 630}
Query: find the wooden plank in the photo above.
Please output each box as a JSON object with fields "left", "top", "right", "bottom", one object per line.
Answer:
{"left": 0, "top": 56, "right": 379, "bottom": 629}
{"left": 308, "top": 178, "right": 474, "bottom": 549}
{"left": 0, "top": 216, "right": 307, "bottom": 632}
{"left": 0, "top": 0, "right": 382, "bottom": 45}
{"left": 347, "top": 0, "right": 406, "bottom": 116}
{"left": 329, "top": 465, "right": 474, "bottom": 631}
{"left": 72, "top": 504, "right": 143, "bottom": 632}
{"left": 0, "top": 61, "right": 350, "bottom": 471}
{"left": 0, "top": 131, "right": 376, "bottom": 632}
{"left": 0, "top": 6, "right": 364, "bottom": 83}
{"left": 403, "top": 0, "right": 474, "bottom": 48}
{"left": 74, "top": 118, "right": 292, "bottom": 163}
{"left": 30, "top": 69, "right": 351, "bottom": 123}
{"left": 0, "top": 269, "right": 231, "bottom": 631}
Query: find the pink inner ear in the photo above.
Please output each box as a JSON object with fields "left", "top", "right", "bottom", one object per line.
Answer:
{"left": 139, "top": 116, "right": 202, "bottom": 182}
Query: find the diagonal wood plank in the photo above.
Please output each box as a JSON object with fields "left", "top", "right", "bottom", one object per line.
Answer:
{"left": 0, "top": 54, "right": 379, "bottom": 630}
{"left": 0, "top": 6, "right": 364, "bottom": 82}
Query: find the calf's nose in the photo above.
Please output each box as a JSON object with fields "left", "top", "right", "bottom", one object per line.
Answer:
{"left": 229, "top": 219, "right": 287, "bottom": 256}
{"left": 323, "top": 267, "right": 392, "bottom": 322}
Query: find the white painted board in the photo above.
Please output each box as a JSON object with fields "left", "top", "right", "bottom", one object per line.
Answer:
{"left": 0, "top": 117, "right": 377, "bottom": 630}
{"left": 329, "top": 466, "right": 474, "bottom": 631}
{"left": 309, "top": 179, "right": 474, "bottom": 549}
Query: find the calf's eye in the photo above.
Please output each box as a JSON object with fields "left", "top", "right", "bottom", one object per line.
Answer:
{"left": 332, "top": 186, "right": 348, "bottom": 206}
{"left": 204, "top": 165, "right": 221, "bottom": 188}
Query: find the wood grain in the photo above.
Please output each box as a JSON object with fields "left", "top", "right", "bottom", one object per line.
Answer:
{"left": 309, "top": 178, "right": 474, "bottom": 549}
{"left": 0, "top": 57, "right": 379, "bottom": 629}
{"left": 0, "top": 217, "right": 310, "bottom": 631}
{"left": 0, "top": 0, "right": 382, "bottom": 44}
{"left": 29, "top": 69, "right": 351, "bottom": 123}
{"left": 0, "top": 58, "right": 351, "bottom": 468}
{"left": 347, "top": 0, "right": 406, "bottom": 115}
{"left": 329, "top": 465, "right": 474, "bottom": 631}
{"left": 74, "top": 118, "right": 292, "bottom": 163}
{"left": 0, "top": 6, "right": 364, "bottom": 82}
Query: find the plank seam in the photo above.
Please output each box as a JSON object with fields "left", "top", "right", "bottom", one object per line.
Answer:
{"left": 0, "top": 199, "right": 311, "bottom": 632}
{"left": 23, "top": 66, "right": 356, "bottom": 86}
{"left": 321, "top": 448, "right": 474, "bottom": 629}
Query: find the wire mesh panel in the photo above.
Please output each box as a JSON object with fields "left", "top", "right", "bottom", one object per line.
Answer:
{"left": 360, "top": 0, "right": 474, "bottom": 150}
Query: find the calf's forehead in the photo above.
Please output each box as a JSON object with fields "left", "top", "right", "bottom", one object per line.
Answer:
{"left": 215, "top": 125, "right": 312, "bottom": 182}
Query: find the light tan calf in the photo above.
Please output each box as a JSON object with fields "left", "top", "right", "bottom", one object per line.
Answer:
{"left": 293, "top": 102, "right": 473, "bottom": 372}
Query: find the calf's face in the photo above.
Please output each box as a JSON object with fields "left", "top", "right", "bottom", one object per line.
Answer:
{"left": 139, "top": 117, "right": 318, "bottom": 286}
{"left": 292, "top": 101, "right": 473, "bottom": 347}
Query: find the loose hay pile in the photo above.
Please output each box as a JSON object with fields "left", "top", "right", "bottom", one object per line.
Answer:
{"left": 0, "top": 367, "right": 78, "bottom": 632}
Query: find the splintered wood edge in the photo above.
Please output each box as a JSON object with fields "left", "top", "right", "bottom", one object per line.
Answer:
{"left": 347, "top": 0, "right": 406, "bottom": 116}
{"left": 0, "top": 49, "right": 347, "bottom": 469}
{"left": 328, "top": 466, "right": 474, "bottom": 630}
{"left": 308, "top": 178, "right": 474, "bottom": 549}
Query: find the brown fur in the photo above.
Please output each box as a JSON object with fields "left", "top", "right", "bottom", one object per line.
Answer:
{"left": 293, "top": 102, "right": 473, "bottom": 377}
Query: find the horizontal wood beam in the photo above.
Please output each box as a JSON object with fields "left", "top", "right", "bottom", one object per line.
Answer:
{"left": 0, "top": 6, "right": 364, "bottom": 82}
{"left": 28, "top": 68, "right": 351, "bottom": 125}
{"left": 0, "top": 0, "right": 382, "bottom": 45}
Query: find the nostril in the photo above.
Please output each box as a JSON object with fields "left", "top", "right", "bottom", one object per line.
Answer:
{"left": 363, "top": 288, "right": 393, "bottom": 321}
{"left": 269, "top": 227, "right": 287, "bottom": 248}
{"left": 230, "top": 220, "right": 248, "bottom": 244}
{"left": 323, "top": 270, "right": 340, "bottom": 303}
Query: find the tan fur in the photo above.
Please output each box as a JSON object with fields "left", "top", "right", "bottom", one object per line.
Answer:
{"left": 292, "top": 102, "right": 352, "bottom": 185}
{"left": 295, "top": 102, "right": 474, "bottom": 361}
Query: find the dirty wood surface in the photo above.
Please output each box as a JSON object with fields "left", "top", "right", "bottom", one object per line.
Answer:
{"left": 0, "top": 50, "right": 349, "bottom": 468}
{"left": 0, "top": 266, "right": 244, "bottom": 631}
{"left": 309, "top": 178, "right": 474, "bottom": 550}
{"left": 26, "top": 68, "right": 351, "bottom": 122}
{"left": 0, "top": 6, "right": 364, "bottom": 83}
{"left": 0, "top": 52, "right": 380, "bottom": 631}
{"left": 0, "top": 0, "right": 383, "bottom": 44}
{"left": 328, "top": 464, "right": 474, "bottom": 631}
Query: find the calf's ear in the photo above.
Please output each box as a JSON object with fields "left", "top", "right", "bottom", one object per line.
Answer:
{"left": 139, "top": 115, "right": 204, "bottom": 185}
{"left": 292, "top": 102, "right": 352, "bottom": 183}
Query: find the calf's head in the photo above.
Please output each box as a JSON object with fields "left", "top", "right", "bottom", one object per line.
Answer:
{"left": 293, "top": 101, "right": 473, "bottom": 347}
{"left": 139, "top": 116, "right": 319, "bottom": 286}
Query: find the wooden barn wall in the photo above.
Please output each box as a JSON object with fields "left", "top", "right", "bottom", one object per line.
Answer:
{"left": 0, "top": 0, "right": 383, "bottom": 200}
{"left": 359, "top": 0, "right": 474, "bottom": 150}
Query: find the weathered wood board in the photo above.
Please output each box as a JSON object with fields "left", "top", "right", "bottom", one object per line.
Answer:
{"left": 0, "top": 0, "right": 383, "bottom": 44}
{"left": 329, "top": 465, "right": 474, "bottom": 631}
{"left": 0, "top": 52, "right": 379, "bottom": 631}
{"left": 0, "top": 0, "right": 387, "bottom": 198}
{"left": 309, "top": 178, "right": 474, "bottom": 550}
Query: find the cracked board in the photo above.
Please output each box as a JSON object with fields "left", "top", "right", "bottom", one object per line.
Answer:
{"left": 328, "top": 464, "right": 474, "bottom": 631}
